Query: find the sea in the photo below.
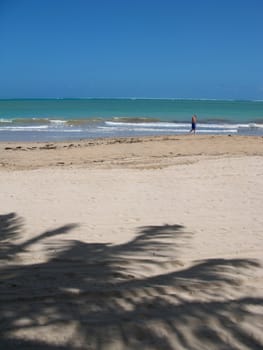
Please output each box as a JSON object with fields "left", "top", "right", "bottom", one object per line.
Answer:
{"left": 0, "top": 98, "right": 263, "bottom": 142}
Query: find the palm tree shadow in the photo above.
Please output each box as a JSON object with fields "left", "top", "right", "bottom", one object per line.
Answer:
{"left": 0, "top": 213, "right": 262, "bottom": 349}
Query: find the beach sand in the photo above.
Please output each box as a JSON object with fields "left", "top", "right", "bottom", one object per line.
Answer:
{"left": 1, "top": 135, "right": 263, "bottom": 349}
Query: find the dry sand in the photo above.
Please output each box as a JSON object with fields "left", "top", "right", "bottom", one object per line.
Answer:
{"left": 0, "top": 135, "right": 263, "bottom": 349}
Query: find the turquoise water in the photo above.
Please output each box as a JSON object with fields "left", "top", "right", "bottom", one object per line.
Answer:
{"left": 0, "top": 99, "right": 263, "bottom": 141}
{"left": 1, "top": 98, "right": 263, "bottom": 121}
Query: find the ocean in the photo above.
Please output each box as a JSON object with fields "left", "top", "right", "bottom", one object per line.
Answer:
{"left": 0, "top": 98, "right": 263, "bottom": 142}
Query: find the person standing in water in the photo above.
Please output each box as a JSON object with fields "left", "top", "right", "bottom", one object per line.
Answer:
{"left": 190, "top": 114, "right": 197, "bottom": 134}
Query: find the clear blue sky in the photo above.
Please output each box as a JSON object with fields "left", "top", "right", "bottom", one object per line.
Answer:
{"left": 0, "top": 0, "right": 262, "bottom": 99}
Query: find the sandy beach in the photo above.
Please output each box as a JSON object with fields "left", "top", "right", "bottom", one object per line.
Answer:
{"left": 1, "top": 135, "right": 263, "bottom": 349}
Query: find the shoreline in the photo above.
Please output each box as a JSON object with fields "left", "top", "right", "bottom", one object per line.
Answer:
{"left": 1, "top": 134, "right": 263, "bottom": 171}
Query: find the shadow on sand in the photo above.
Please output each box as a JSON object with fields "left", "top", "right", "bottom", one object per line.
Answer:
{"left": 0, "top": 213, "right": 262, "bottom": 349}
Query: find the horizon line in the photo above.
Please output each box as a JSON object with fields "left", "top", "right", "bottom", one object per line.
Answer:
{"left": 0, "top": 97, "right": 262, "bottom": 102}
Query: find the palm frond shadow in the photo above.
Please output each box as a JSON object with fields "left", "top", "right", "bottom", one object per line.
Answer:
{"left": 1, "top": 213, "right": 263, "bottom": 350}
{"left": 0, "top": 213, "right": 23, "bottom": 259}
{"left": 0, "top": 212, "right": 77, "bottom": 261}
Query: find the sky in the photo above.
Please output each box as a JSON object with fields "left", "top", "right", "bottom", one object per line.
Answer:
{"left": 0, "top": 0, "right": 262, "bottom": 99}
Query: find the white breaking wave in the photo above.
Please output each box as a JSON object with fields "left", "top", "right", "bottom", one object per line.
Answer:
{"left": 0, "top": 125, "right": 49, "bottom": 131}
{"left": 105, "top": 121, "right": 190, "bottom": 128}
{"left": 0, "top": 118, "right": 13, "bottom": 123}
{"left": 101, "top": 125, "right": 238, "bottom": 134}
{"left": 105, "top": 121, "right": 263, "bottom": 132}
{"left": 50, "top": 119, "right": 67, "bottom": 125}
